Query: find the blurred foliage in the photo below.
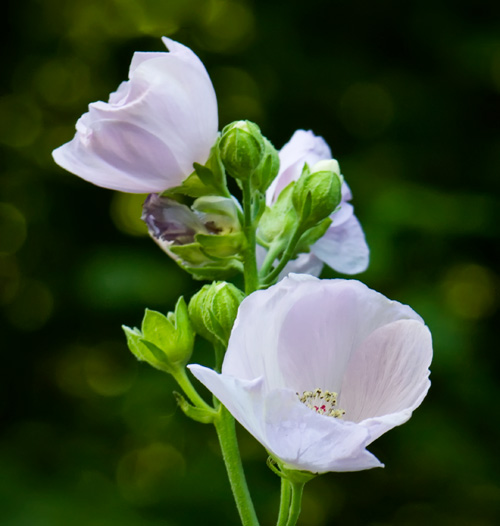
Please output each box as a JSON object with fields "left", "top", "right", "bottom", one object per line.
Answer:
{"left": 1, "top": 0, "right": 500, "bottom": 524}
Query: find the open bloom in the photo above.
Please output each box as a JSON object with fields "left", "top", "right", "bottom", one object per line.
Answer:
{"left": 190, "top": 275, "right": 432, "bottom": 473}
{"left": 52, "top": 38, "right": 218, "bottom": 193}
{"left": 266, "top": 130, "right": 369, "bottom": 275}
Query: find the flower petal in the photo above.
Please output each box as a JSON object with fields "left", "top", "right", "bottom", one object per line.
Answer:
{"left": 267, "top": 130, "right": 332, "bottom": 205}
{"left": 311, "top": 214, "right": 369, "bottom": 274}
{"left": 53, "top": 119, "right": 184, "bottom": 193}
{"left": 188, "top": 365, "right": 269, "bottom": 445}
{"left": 53, "top": 38, "right": 218, "bottom": 193}
{"left": 262, "top": 389, "right": 383, "bottom": 473}
{"left": 338, "top": 318, "right": 432, "bottom": 440}
{"left": 223, "top": 277, "right": 424, "bottom": 394}
{"left": 189, "top": 364, "right": 382, "bottom": 473}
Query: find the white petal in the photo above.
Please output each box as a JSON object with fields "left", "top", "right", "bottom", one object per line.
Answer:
{"left": 278, "top": 252, "right": 324, "bottom": 280}
{"left": 224, "top": 278, "right": 424, "bottom": 394}
{"left": 339, "top": 319, "right": 432, "bottom": 441}
{"left": 267, "top": 130, "right": 332, "bottom": 205}
{"left": 189, "top": 365, "right": 382, "bottom": 473}
{"left": 311, "top": 214, "right": 370, "bottom": 274}
{"left": 90, "top": 51, "right": 218, "bottom": 175}
{"left": 188, "top": 365, "right": 268, "bottom": 445}
{"left": 53, "top": 119, "right": 184, "bottom": 193}
{"left": 53, "top": 38, "right": 218, "bottom": 194}
{"left": 222, "top": 275, "right": 320, "bottom": 388}
{"left": 262, "top": 388, "right": 383, "bottom": 473}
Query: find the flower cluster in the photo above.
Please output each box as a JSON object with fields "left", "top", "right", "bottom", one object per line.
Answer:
{"left": 53, "top": 36, "right": 433, "bottom": 525}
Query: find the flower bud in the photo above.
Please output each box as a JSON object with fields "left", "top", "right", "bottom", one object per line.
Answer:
{"left": 252, "top": 137, "right": 280, "bottom": 192}
{"left": 123, "top": 297, "right": 195, "bottom": 374}
{"left": 219, "top": 120, "right": 265, "bottom": 181}
{"left": 188, "top": 281, "right": 244, "bottom": 347}
{"left": 292, "top": 160, "right": 342, "bottom": 231}
{"left": 142, "top": 194, "right": 244, "bottom": 280}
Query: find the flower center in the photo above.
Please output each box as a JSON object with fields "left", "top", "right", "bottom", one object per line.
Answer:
{"left": 297, "top": 388, "right": 345, "bottom": 418}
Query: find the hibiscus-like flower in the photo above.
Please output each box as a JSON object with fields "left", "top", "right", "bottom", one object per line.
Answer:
{"left": 190, "top": 275, "right": 432, "bottom": 473}
{"left": 266, "top": 130, "right": 369, "bottom": 276}
{"left": 52, "top": 38, "right": 218, "bottom": 193}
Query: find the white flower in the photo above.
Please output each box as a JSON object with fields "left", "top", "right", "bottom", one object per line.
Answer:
{"left": 52, "top": 38, "right": 218, "bottom": 193}
{"left": 266, "top": 130, "right": 369, "bottom": 276}
{"left": 189, "top": 275, "right": 432, "bottom": 473}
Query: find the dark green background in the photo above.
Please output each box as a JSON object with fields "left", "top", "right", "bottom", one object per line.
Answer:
{"left": 1, "top": 0, "right": 499, "bottom": 524}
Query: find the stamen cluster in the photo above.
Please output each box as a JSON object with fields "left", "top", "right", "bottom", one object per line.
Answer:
{"left": 298, "top": 388, "right": 345, "bottom": 418}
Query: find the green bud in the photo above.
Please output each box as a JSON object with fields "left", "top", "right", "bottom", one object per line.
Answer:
{"left": 251, "top": 137, "right": 280, "bottom": 192}
{"left": 122, "top": 297, "right": 195, "bottom": 374}
{"left": 219, "top": 120, "right": 265, "bottom": 181}
{"left": 188, "top": 281, "right": 245, "bottom": 347}
{"left": 258, "top": 182, "right": 298, "bottom": 249}
{"left": 292, "top": 159, "right": 342, "bottom": 231}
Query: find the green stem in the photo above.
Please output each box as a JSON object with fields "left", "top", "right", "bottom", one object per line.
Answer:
{"left": 172, "top": 367, "right": 213, "bottom": 411}
{"left": 241, "top": 180, "right": 259, "bottom": 295}
{"left": 214, "top": 406, "right": 260, "bottom": 526}
{"left": 213, "top": 341, "right": 226, "bottom": 373}
{"left": 285, "top": 481, "right": 305, "bottom": 526}
{"left": 276, "top": 477, "right": 292, "bottom": 526}
{"left": 258, "top": 240, "right": 285, "bottom": 278}
{"left": 261, "top": 227, "right": 303, "bottom": 286}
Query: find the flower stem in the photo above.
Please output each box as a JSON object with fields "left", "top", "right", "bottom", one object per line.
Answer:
{"left": 261, "top": 226, "right": 303, "bottom": 286}
{"left": 172, "top": 367, "right": 213, "bottom": 411}
{"left": 258, "top": 240, "right": 285, "bottom": 278}
{"left": 285, "top": 481, "right": 305, "bottom": 526}
{"left": 214, "top": 405, "right": 260, "bottom": 526}
{"left": 276, "top": 478, "right": 292, "bottom": 526}
{"left": 241, "top": 179, "right": 259, "bottom": 294}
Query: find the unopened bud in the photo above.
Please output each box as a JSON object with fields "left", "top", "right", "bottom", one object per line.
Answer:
{"left": 188, "top": 281, "right": 244, "bottom": 347}
{"left": 219, "top": 121, "right": 265, "bottom": 181}
{"left": 292, "top": 159, "right": 342, "bottom": 231}
{"left": 123, "top": 297, "right": 195, "bottom": 373}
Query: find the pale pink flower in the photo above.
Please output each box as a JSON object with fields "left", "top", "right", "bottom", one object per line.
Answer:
{"left": 266, "top": 130, "right": 369, "bottom": 276}
{"left": 52, "top": 38, "right": 218, "bottom": 193}
{"left": 190, "top": 275, "right": 432, "bottom": 473}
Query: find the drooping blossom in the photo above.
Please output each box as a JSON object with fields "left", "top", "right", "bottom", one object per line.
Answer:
{"left": 190, "top": 275, "right": 432, "bottom": 473}
{"left": 52, "top": 38, "right": 218, "bottom": 193}
{"left": 265, "top": 130, "right": 369, "bottom": 276}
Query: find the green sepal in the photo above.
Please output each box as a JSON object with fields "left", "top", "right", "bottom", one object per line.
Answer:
{"left": 169, "top": 242, "right": 212, "bottom": 265}
{"left": 173, "top": 392, "right": 216, "bottom": 424}
{"left": 258, "top": 183, "right": 298, "bottom": 246}
{"left": 295, "top": 217, "right": 332, "bottom": 254}
{"left": 122, "top": 297, "right": 195, "bottom": 374}
{"left": 196, "top": 232, "right": 245, "bottom": 258}
{"left": 267, "top": 454, "right": 318, "bottom": 482}
{"left": 163, "top": 140, "right": 229, "bottom": 198}
{"left": 122, "top": 325, "right": 173, "bottom": 373}
{"left": 292, "top": 161, "right": 342, "bottom": 231}
{"left": 162, "top": 171, "right": 211, "bottom": 198}
{"left": 175, "top": 258, "right": 244, "bottom": 281}
{"left": 251, "top": 137, "right": 280, "bottom": 193}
